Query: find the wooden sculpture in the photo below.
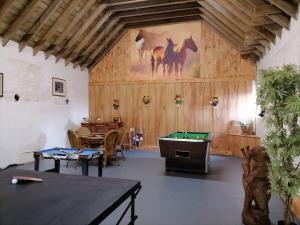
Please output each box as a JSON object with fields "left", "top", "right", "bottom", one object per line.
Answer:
{"left": 241, "top": 146, "right": 271, "bottom": 225}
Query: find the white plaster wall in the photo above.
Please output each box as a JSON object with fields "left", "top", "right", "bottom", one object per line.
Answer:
{"left": 0, "top": 39, "right": 89, "bottom": 168}
{"left": 256, "top": 7, "right": 300, "bottom": 139}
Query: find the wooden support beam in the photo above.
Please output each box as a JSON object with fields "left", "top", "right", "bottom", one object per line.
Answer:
{"left": 45, "top": 0, "right": 97, "bottom": 59}
{"left": 2, "top": 0, "right": 40, "bottom": 46}
{"left": 64, "top": 11, "right": 115, "bottom": 66}
{"left": 33, "top": 0, "right": 81, "bottom": 55}
{"left": 55, "top": 4, "right": 106, "bottom": 63}
{"left": 124, "top": 15, "right": 202, "bottom": 29}
{"left": 111, "top": 0, "right": 196, "bottom": 11}
{"left": 19, "top": 0, "right": 63, "bottom": 51}
{"left": 201, "top": 15, "right": 241, "bottom": 48}
{"left": 254, "top": 4, "right": 282, "bottom": 16}
{"left": 258, "top": 39, "right": 271, "bottom": 49}
{"left": 78, "top": 23, "right": 124, "bottom": 68}
{"left": 198, "top": 1, "right": 245, "bottom": 38}
{"left": 66, "top": 18, "right": 120, "bottom": 66}
{"left": 200, "top": 9, "right": 244, "bottom": 43}
{"left": 0, "top": 1, "right": 15, "bottom": 35}
{"left": 263, "top": 23, "right": 282, "bottom": 37}
{"left": 268, "top": 0, "right": 297, "bottom": 18}
{"left": 268, "top": 14, "right": 290, "bottom": 29}
{"left": 120, "top": 9, "right": 201, "bottom": 23}
{"left": 87, "top": 27, "right": 128, "bottom": 70}
{"left": 113, "top": 2, "right": 200, "bottom": 17}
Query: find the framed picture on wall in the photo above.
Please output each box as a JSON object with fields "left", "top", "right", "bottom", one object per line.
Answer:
{"left": 0, "top": 73, "right": 3, "bottom": 97}
{"left": 52, "top": 77, "right": 66, "bottom": 97}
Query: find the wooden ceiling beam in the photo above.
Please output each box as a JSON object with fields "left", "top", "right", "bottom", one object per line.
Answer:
{"left": 124, "top": 15, "right": 202, "bottom": 29}
{"left": 111, "top": 0, "right": 196, "bottom": 11}
{"left": 18, "top": 0, "right": 63, "bottom": 51}
{"left": 1, "top": 0, "right": 40, "bottom": 46}
{"left": 87, "top": 27, "right": 128, "bottom": 70}
{"left": 65, "top": 18, "right": 120, "bottom": 66}
{"left": 112, "top": 2, "right": 200, "bottom": 17}
{"left": 268, "top": 0, "right": 298, "bottom": 18}
{"left": 63, "top": 11, "right": 116, "bottom": 65}
{"left": 32, "top": 0, "right": 81, "bottom": 55}
{"left": 267, "top": 14, "right": 290, "bottom": 29}
{"left": 54, "top": 4, "right": 106, "bottom": 63}
{"left": 198, "top": 1, "right": 246, "bottom": 40}
{"left": 203, "top": 0, "right": 249, "bottom": 33}
{"left": 79, "top": 23, "right": 124, "bottom": 68}
{"left": 0, "top": 0, "right": 15, "bottom": 31}
{"left": 263, "top": 23, "right": 282, "bottom": 37}
{"left": 120, "top": 9, "right": 201, "bottom": 23}
{"left": 200, "top": 9, "right": 244, "bottom": 43}
{"left": 45, "top": 0, "right": 97, "bottom": 59}
{"left": 254, "top": 4, "right": 282, "bottom": 16}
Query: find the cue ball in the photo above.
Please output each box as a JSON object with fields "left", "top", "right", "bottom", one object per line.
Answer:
{"left": 11, "top": 178, "right": 18, "bottom": 184}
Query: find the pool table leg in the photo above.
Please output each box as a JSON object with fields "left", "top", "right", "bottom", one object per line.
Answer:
{"left": 81, "top": 159, "right": 89, "bottom": 176}
{"left": 34, "top": 155, "right": 40, "bottom": 171}
{"left": 129, "top": 193, "right": 138, "bottom": 225}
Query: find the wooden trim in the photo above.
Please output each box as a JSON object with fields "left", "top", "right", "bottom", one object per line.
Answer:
{"left": 88, "top": 77, "right": 256, "bottom": 86}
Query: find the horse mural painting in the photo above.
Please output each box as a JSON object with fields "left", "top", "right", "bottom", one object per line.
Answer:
{"left": 174, "top": 36, "right": 198, "bottom": 76}
{"left": 135, "top": 29, "right": 168, "bottom": 62}
{"left": 151, "top": 38, "right": 176, "bottom": 77}
{"left": 150, "top": 36, "right": 198, "bottom": 77}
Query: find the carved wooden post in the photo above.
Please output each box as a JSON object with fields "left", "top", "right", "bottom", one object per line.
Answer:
{"left": 241, "top": 146, "right": 271, "bottom": 225}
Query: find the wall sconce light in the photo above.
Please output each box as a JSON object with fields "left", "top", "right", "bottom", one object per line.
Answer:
{"left": 210, "top": 96, "right": 219, "bottom": 107}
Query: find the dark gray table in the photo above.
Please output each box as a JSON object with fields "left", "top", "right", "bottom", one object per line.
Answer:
{"left": 0, "top": 168, "right": 141, "bottom": 225}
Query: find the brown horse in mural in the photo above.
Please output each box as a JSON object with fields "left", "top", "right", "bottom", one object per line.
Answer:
{"left": 151, "top": 38, "right": 176, "bottom": 77}
{"left": 135, "top": 29, "right": 168, "bottom": 62}
{"left": 174, "top": 36, "right": 198, "bottom": 76}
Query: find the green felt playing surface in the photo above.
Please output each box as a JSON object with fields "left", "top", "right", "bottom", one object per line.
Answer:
{"left": 164, "top": 132, "right": 209, "bottom": 140}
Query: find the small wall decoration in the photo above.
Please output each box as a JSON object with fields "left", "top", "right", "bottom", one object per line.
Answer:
{"left": 142, "top": 95, "right": 151, "bottom": 104}
{"left": 112, "top": 99, "right": 120, "bottom": 110}
{"left": 210, "top": 96, "right": 219, "bottom": 107}
{"left": 52, "top": 77, "right": 66, "bottom": 97}
{"left": 174, "top": 94, "right": 184, "bottom": 107}
{"left": 0, "top": 73, "right": 3, "bottom": 97}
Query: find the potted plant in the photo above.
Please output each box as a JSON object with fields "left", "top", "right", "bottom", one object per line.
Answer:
{"left": 257, "top": 64, "right": 300, "bottom": 225}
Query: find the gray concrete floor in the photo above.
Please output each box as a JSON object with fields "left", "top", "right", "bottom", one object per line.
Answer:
{"left": 18, "top": 150, "right": 293, "bottom": 225}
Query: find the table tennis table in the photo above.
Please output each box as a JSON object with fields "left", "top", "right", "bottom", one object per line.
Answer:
{"left": 0, "top": 168, "right": 141, "bottom": 225}
{"left": 33, "top": 147, "right": 103, "bottom": 177}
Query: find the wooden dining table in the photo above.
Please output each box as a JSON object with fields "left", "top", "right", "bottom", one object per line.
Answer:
{"left": 78, "top": 134, "right": 105, "bottom": 148}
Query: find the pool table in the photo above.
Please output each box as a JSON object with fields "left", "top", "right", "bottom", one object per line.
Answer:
{"left": 159, "top": 132, "right": 211, "bottom": 174}
{"left": 33, "top": 148, "right": 103, "bottom": 177}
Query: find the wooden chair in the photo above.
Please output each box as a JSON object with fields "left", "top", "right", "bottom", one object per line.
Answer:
{"left": 102, "top": 130, "right": 119, "bottom": 167}
{"left": 116, "top": 127, "right": 125, "bottom": 160}
{"left": 122, "top": 128, "right": 135, "bottom": 151}
{"left": 77, "top": 127, "right": 91, "bottom": 136}
{"left": 67, "top": 129, "right": 81, "bottom": 167}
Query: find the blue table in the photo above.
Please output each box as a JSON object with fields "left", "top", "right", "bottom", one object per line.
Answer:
{"left": 33, "top": 147, "right": 103, "bottom": 177}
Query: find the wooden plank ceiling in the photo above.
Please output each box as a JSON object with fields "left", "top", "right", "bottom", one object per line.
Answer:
{"left": 0, "top": 0, "right": 298, "bottom": 71}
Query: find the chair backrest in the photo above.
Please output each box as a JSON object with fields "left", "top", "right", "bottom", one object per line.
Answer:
{"left": 67, "top": 129, "right": 80, "bottom": 148}
{"left": 78, "top": 127, "right": 91, "bottom": 136}
{"left": 104, "top": 130, "right": 118, "bottom": 155}
{"left": 116, "top": 127, "right": 125, "bottom": 145}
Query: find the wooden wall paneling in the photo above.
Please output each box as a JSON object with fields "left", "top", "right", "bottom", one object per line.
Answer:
{"left": 140, "top": 83, "right": 157, "bottom": 146}
{"left": 175, "top": 82, "right": 196, "bottom": 132}
{"left": 194, "top": 82, "right": 213, "bottom": 132}
{"left": 211, "top": 81, "right": 230, "bottom": 154}
{"left": 228, "top": 134, "right": 261, "bottom": 157}
{"left": 155, "top": 83, "right": 177, "bottom": 143}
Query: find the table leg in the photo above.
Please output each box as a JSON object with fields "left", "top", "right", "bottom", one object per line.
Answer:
{"left": 129, "top": 193, "right": 138, "bottom": 225}
{"left": 81, "top": 159, "right": 88, "bottom": 176}
{"left": 54, "top": 159, "right": 60, "bottom": 173}
{"left": 34, "top": 155, "right": 40, "bottom": 171}
{"left": 97, "top": 154, "right": 103, "bottom": 177}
